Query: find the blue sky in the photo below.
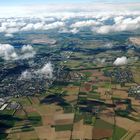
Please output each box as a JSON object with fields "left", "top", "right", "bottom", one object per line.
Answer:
{"left": 0, "top": 0, "right": 140, "bottom": 6}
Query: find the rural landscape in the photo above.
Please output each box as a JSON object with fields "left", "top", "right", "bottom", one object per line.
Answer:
{"left": 0, "top": 0, "right": 140, "bottom": 140}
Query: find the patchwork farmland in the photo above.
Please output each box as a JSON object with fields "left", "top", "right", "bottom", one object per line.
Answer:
{"left": 1, "top": 66, "right": 139, "bottom": 140}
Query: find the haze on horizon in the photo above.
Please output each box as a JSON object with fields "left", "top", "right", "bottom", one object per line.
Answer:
{"left": 0, "top": 0, "right": 140, "bottom": 17}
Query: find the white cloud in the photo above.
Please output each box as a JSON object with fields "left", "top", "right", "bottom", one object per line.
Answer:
{"left": 95, "top": 16, "right": 140, "bottom": 34}
{"left": 0, "top": 9, "right": 139, "bottom": 34}
{"left": 70, "top": 28, "right": 79, "bottom": 34}
{"left": 0, "top": 44, "right": 18, "bottom": 60}
{"left": 43, "top": 21, "right": 65, "bottom": 30}
{"left": 36, "top": 62, "right": 53, "bottom": 79}
{"left": 19, "top": 62, "right": 53, "bottom": 80}
{"left": 114, "top": 16, "right": 124, "bottom": 24}
{"left": 21, "top": 45, "right": 34, "bottom": 52}
{"left": 21, "top": 45, "right": 36, "bottom": 59}
{"left": 0, "top": 26, "right": 6, "bottom": 32}
{"left": 5, "top": 27, "right": 19, "bottom": 34}
{"left": 20, "top": 21, "right": 65, "bottom": 31}
{"left": 5, "top": 33, "right": 14, "bottom": 37}
{"left": 33, "top": 22, "right": 45, "bottom": 30}
{"left": 95, "top": 25, "right": 113, "bottom": 34}
{"left": 19, "top": 70, "right": 32, "bottom": 80}
{"left": 113, "top": 56, "right": 128, "bottom": 66}
{"left": 59, "top": 27, "right": 79, "bottom": 34}
{"left": 21, "top": 23, "right": 34, "bottom": 31}
{"left": 71, "top": 20, "right": 101, "bottom": 28}
{"left": 0, "top": 44, "right": 36, "bottom": 61}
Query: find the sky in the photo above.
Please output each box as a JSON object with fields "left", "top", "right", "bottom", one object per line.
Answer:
{"left": 0, "top": 0, "right": 139, "bottom": 17}
{"left": 0, "top": 0, "right": 140, "bottom": 5}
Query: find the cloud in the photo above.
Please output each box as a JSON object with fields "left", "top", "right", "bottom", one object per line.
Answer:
{"left": 19, "top": 62, "right": 53, "bottom": 80}
{"left": 21, "top": 45, "right": 36, "bottom": 59}
{"left": 71, "top": 20, "right": 101, "bottom": 28}
{"left": 0, "top": 2, "right": 140, "bottom": 18}
{"left": 95, "top": 16, "right": 140, "bottom": 34}
{"left": 0, "top": 44, "right": 18, "bottom": 60}
{"left": 19, "top": 70, "right": 32, "bottom": 80}
{"left": 5, "top": 33, "right": 14, "bottom": 37}
{"left": 36, "top": 62, "right": 53, "bottom": 79}
{"left": 20, "top": 23, "right": 34, "bottom": 31}
{"left": 0, "top": 10, "right": 139, "bottom": 34}
{"left": 95, "top": 25, "right": 113, "bottom": 34}
{"left": 20, "top": 21, "right": 65, "bottom": 31}
{"left": 59, "top": 27, "right": 79, "bottom": 34}
{"left": 0, "top": 20, "right": 26, "bottom": 34}
{"left": 33, "top": 22, "right": 45, "bottom": 30}
{"left": 114, "top": 16, "right": 124, "bottom": 24}
{"left": 0, "top": 44, "right": 36, "bottom": 61}
{"left": 113, "top": 56, "right": 128, "bottom": 66}
{"left": 43, "top": 21, "right": 65, "bottom": 30}
{"left": 70, "top": 28, "right": 79, "bottom": 34}
{"left": 6, "top": 27, "right": 19, "bottom": 34}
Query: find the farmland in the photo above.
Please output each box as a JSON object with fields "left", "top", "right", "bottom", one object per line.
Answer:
{"left": 1, "top": 63, "right": 140, "bottom": 140}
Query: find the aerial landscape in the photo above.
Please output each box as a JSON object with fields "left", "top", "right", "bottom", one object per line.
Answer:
{"left": 0, "top": 0, "right": 140, "bottom": 140}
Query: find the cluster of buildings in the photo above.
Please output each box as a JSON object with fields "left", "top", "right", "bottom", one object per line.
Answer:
{"left": 0, "top": 97, "right": 20, "bottom": 111}
{"left": 111, "top": 69, "right": 133, "bottom": 84}
{"left": 128, "top": 86, "right": 140, "bottom": 100}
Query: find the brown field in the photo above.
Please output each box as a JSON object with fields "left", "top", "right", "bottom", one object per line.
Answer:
{"left": 64, "top": 94, "right": 77, "bottom": 103}
{"left": 91, "top": 70, "right": 103, "bottom": 77}
{"left": 100, "top": 114, "right": 115, "bottom": 127}
{"left": 72, "top": 131, "right": 84, "bottom": 140}
{"left": 97, "top": 87, "right": 107, "bottom": 100}
{"left": 54, "top": 113, "right": 74, "bottom": 120}
{"left": 80, "top": 82, "right": 92, "bottom": 92}
{"left": 83, "top": 125, "right": 93, "bottom": 139}
{"left": 30, "top": 97, "right": 40, "bottom": 104}
{"left": 81, "top": 70, "right": 105, "bottom": 78}
{"left": 132, "top": 132, "right": 140, "bottom": 140}
{"left": 112, "top": 84, "right": 129, "bottom": 91}
{"left": 34, "top": 126, "right": 55, "bottom": 140}
{"left": 72, "top": 120, "right": 84, "bottom": 139}
{"left": 92, "top": 128, "right": 113, "bottom": 139}
{"left": 98, "top": 87, "right": 106, "bottom": 94}
{"left": 115, "top": 116, "right": 140, "bottom": 131}
{"left": 63, "top": 86, "right": 79, "bottom": 94}
{"left": 55, "top": 130, "right": 71, "bottom": 140}
{"left": 112, "top": 89, "right": 128, "bottom": 99}
{"left": 8, "top": 131, "right": 39, "bottom": 140}
{"left": 72, "top": 120, "right": 92, "bottom": 139}
{"left": 55, "top": 119, "right": 73, "bottom": 125}
{"left": 98, "top": 75, "right": 110, "bottom": 82}
{"left": 34, "top": 104, "right": 57, "bottom": 115}
{"left": 84, "top": 83, "right": 92, "bottom": 92}
{"left": 131, "top": 68, "right": 140, "bottom": 84}
{"left": 25, "top": 106, "right": 36, "bottom": 113}
{"left": 14, "top": 109, "right": 26, "bottom": 117}
{"left": 101, "top": 115, "right": 140, "bottom": 137}
{"left": 42, "top": 115, "right": 55, "bottom": 126}
{"left": 115, "top": 104, "right": 127, "bottom": 110}
{"left": 72, "top": 124, "right": 93, "bottom": 139}
{"left": 129, "top": 97, "right": 140, "bottom": 106}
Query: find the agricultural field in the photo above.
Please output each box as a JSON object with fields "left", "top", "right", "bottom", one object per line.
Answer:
{"left": 1, "top": 63, "right": 140, "bottom": 140}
